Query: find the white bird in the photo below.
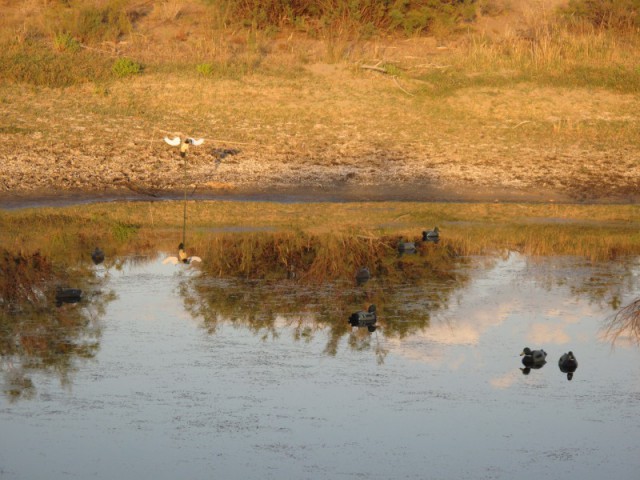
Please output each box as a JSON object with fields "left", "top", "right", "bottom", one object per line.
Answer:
{"left": 164, "top": 136, "right": 205, "bottom": 157}
{"left": 164, "top": 136, "right": 205, "bottom": 146}
{"left": 164, "top": 136, "right": 181, "bottom": 146}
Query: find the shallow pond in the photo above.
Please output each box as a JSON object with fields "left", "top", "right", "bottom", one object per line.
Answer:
{"left": 1, "top": 250, "right": 640, "bottom": 479}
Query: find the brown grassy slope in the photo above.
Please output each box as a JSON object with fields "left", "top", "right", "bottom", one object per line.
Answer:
{"left": 0, "top": 0, "right": 639, "bottom": 202}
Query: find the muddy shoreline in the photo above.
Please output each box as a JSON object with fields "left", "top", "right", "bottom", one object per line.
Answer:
{"left": 1, "top": 181, "right": 638, "bottom": 210}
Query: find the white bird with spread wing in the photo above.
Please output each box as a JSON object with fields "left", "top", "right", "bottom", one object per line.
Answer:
{"left": 162, "top": 255, "right": 202, "bottom": 265}
{"left": 164, "top": 136, "right": 204, "bottom": 157}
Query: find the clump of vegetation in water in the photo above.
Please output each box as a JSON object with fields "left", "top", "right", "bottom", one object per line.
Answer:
{"left": 0, "top": 249, "right": 55, "bottom": 312}
{"left": 197, "top": 231, "right": 460, "bottom": 282}
{"left": 0, "top": 248, "right": 107, "bottom": 401}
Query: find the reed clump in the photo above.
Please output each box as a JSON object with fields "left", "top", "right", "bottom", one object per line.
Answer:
{"left": 196, "top": 231, "right": 459, "bottom": 282}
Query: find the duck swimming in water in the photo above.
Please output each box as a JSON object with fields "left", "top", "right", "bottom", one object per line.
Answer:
{"left": 520, "top": 347, "right": 547, "bottom": 374}
{"left": 398, "top": 241, "right": 416, "bottom": 254}
{"left": 349, "top": 305, "right": 377, "bottom": 332}
{"left": 422, "top": 227, "right": 440, "bottom": 241}
{"left": 558, "top": 351, "right": 578, "bottom": 380}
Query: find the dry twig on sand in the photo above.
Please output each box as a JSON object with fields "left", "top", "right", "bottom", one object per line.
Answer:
{"left": 392, "top": 75, "right": 415, "bottom": 96}
{"left": 359, "top": 63, "right": 387, "bottom": 73}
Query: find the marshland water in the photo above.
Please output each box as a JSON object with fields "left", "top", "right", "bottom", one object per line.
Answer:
{"left": 1, "top": 201, "right": 640, "bottom": 480}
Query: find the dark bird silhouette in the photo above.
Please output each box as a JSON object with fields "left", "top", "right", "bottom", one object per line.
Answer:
{"left": 55, "top": 287, "right": 82, "bottom": 307}
{"left": 422, "top": 227, "right": 440, "bottom": 241}
{"left": 558, "top": 351, "right": 578, "bottom": 380}
{"left": 398, "top": 241, "right": 416, "bottom": 254}
{"left": 520, "top": 347, "right": 547, "bottom": 374}
{"left": 349, "top": 305, "right": 377, "bottom": 332}
{"left": 91, "top": 247, "right": 105, "bottom": 265}
{"left": 212, "top": 148, "right": 240, "bottom": 160}
{"left": 355, "top": 267, "right": 371, "bottom": 285}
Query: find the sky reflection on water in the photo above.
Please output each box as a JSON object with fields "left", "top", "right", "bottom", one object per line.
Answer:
{"left": 1, "top": 252, "right": 640, "bottom": 480}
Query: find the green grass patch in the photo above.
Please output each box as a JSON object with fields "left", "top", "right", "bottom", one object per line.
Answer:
{"left": 52, "top": 32, "right": 81, "bottom": 53}
{"left": 111, "top": 57, "right": 143, "bottom": 78}
{"left": 111, "top": 221, "right": 140, "bottom": 242}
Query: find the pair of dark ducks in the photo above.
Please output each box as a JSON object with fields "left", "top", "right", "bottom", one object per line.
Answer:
{"left": 520, "top": 347, "right": 579, "bottom": 380}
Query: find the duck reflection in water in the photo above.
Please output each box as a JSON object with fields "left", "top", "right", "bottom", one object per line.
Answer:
{"left": 163, "top": 243, "right": 202, "bottom": 265}
{"left": 520, "top": 347, "right": 547, "bottom": 375}
{"left": 558, "top": 351, "right": 578, "bottom": 380}
{"left": 349, "top": 305, "right": 377, "bottom": 332}
{"left": 355, "top": 267, "right": 371, "bottom": 286}
{"left": 91, "top": 247, "right": 105, "bottom": 265}
{"left": 55, "top": 287, "right": 82, "bottom": 307}
{"left": 397, "top": 240, "right": 416, "bottom": 255}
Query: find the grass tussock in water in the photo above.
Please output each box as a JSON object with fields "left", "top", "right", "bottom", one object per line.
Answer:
{"left": 194, "top": 231, "right": 458, "bottom": 282}
{"left": 0, "top": 249, "right": 55, "bottom": 311}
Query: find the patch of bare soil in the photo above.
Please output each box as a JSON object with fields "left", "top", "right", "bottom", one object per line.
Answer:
{"left": 0, "top": 80, "right": 638, "bottom": 205}
{"left": 1, "top": 0, "right": 638, "bottom": 205}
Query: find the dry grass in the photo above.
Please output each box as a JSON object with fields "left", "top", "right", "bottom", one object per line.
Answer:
{"left": 2, "top": 201, "right": 639, "bottom": 267}
{"left": 0, "top": 1, "right": 639, "bottom": 200}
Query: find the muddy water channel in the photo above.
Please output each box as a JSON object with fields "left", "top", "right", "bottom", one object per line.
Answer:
{"left": 2, "top": 247, "right": 640, "bottom": 479}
